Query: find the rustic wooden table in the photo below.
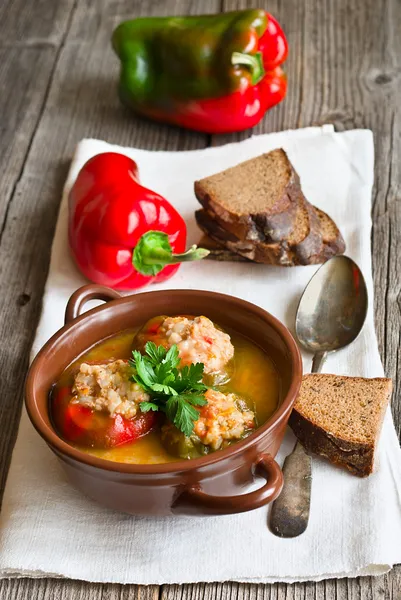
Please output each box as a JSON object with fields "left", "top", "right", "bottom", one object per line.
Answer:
{"left": 0, "top": 0, "right": 400, "bottom": 598}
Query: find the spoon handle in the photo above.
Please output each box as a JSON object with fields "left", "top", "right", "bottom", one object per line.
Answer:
{"left": 269, "top": 350, "right": 326, "bottom": 537}
{"left": 269, "top": 440, "right": 311, "bottom": 537}
{"left": 311, "top": 350, "right": 327, "bottom": 373}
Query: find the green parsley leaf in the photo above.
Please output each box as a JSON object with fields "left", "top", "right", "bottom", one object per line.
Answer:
{"left": 130, "top": 342, "right": 210, "bottom": 436}
{"left": 144, "top": 341, "right": 167, "bottom": 366}
{"left": 181, "top": 394, "right": 208, "bottom": 407}
{"left": 173, "top": 363, "right": 207, "bottom": 394}
{"left": 164, "top": 344, "right": 180, "bottom": 370}
{"left": 165, "top": 396, "right": 200, "bottom": 437}
{"left": 139, "top": 401, "right": 160, "bottom": 412}
{"left": 151, "top": 382, "right": 178, "bottom": 396}
{"left": 132, "top": 352, "right": 157, "bottom": 388}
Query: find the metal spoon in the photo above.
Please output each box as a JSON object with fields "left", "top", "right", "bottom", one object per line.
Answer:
{"left": 269, "top": 255, "right": 368, "bottom": 537}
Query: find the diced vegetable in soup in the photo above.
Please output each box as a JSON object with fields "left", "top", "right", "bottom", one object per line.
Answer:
{"left": 51, "top": 316, "right": 281, "bottom": 463}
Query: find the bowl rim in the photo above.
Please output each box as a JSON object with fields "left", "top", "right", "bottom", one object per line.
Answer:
{"left": 25, "top": 289, "right": 302, "bottom": 474}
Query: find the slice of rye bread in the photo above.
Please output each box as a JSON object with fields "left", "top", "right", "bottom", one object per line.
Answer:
{"left": 198, "top": 235, "right": 250, "bottom": 262}
{"left": 315, "top": 207, "right": 346, "bottom": 254}
{"left": 289, "top": 374, "right": 392, "bottom": 477}
{"left": 195, "top": 204, "right": 320, "bottom": 266}
{"left": 195, "top": 196, "right": 345, "bottom": 266}
{"left": 196, "top": 208, "right": 290, "bottom": 264}
{"left": 194, "top": 149, "right": 304, "bottom": 243}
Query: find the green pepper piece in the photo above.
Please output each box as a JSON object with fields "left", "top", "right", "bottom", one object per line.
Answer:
{"left": 161, "top": 422, "right": 208, "bottom": 460}
{"left": 112, "top": 9, "right": 267, "bottom": 108}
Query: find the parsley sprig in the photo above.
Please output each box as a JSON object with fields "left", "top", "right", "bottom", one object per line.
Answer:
{"left": 130, "top": 342, "right": 208, "bottom": 437}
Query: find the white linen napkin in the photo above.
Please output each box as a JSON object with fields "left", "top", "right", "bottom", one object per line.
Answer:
{"left": 1, "top": 126, "right": 401, "bottom": 584}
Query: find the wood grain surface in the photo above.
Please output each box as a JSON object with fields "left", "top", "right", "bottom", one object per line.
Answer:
{"left": 0, "top": 0, "right": 399, "bottom": 598}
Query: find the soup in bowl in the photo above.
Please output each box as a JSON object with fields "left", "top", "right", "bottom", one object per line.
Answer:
{"left": 51, "top": 315, "right": 281, "bottom": 463}
{"left": 25, "top": 285, "right": 302, "bottom": 516}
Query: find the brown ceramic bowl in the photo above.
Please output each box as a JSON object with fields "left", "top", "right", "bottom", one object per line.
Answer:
{"left": 25, "top": 284, "right": 302, "bottom": 516}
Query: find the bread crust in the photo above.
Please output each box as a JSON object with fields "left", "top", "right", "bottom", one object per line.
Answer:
{"left": 289, "top": 409, "right": 374, "bottom": 477}
{"left": 314, "top": 207, "right": 346, "bottom": 255}
{"left": 195, "top": 204, "right": 344, "bottom": 266}
{"left": 289, "top": 374, "right": 392, "bottom": 477}
{"left": 196, "top": 208, "right": 287, "bottom": 264}
{"left": 198, "top": 235, "right": 250, "bottom": 262}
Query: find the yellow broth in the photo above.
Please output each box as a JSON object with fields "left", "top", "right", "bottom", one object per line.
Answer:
{"left": 52, "top": 327, "right": 281, "bottom": 464}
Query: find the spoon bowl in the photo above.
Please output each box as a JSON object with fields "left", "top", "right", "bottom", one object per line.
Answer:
{"left": 296, "top": 255, "right": 368, "bottom": 354}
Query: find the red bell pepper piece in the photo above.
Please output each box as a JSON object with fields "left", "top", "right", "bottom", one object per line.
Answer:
{"left": 68, "top": 152, "right": 208, "bottom": 289}
{"left": 53, "top": 386, "right": 157, "bottom": 449}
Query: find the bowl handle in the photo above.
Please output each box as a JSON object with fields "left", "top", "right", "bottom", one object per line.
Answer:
{"left": 65, "top": 284, "right": 122, "bottom": 324}
{"left": 173, "top": 454, "right": 283, "bottom": 515}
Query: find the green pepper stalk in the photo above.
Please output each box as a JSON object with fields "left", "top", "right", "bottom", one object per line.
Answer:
{"left": 133, "top": 231, "right": 210, "bottom": 277}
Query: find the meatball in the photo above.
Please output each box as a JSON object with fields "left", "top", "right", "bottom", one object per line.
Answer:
{"left": 161, "top": 389, "right": 255, "bottom": 458}
{"left": 136, "top": 315, "right": 234, "bottom": 374}
{"left": 72, "top": 360, "right": 149, "bottom": 419}
{"left": 193, "top": 389, "right": 255, "bottom": 450}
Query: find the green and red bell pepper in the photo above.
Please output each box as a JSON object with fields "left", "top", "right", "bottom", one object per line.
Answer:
{"left": 112, "top": 9, "right": 288, "bottom": 133}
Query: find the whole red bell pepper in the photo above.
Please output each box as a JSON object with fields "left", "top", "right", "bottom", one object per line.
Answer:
{"left": 112, "top": 10, "right": 288, "bottom": 133}
{"left": 69, "top": 152, "right": 208, "bottom": 290}
{"left": 53, "top": 385, "right": 157, "bottom": 449}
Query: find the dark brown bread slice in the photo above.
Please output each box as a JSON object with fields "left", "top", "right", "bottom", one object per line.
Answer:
{"left": 295, "top": 202, "right": 346, "bottom": 263}
{"left": 196, "top": 197, "right": 345, "bottom": 265}
{"left": 195, "top": 206, "right": 317, "bottom": 266}
{"left": 198, "top": 235, "right": 250, "bottom": 262}
{"left": 194, "top": 148, "right": 343, "bottom": 263}
{"left": 195, "top": 149, "right": 345, "bottom": 257}
{"left": 196, "top": 208, "right": 287, "bottom": 264}
{"left": 289, "top": 197, "right": 323, "bottom": 264}
{"left": 289, "top": 374, "right": 392, "bottom": 477}
{"left": 195, "top": 149, "right": 303, "bottom": 243}
{"left": 196, "top": 199, "right": 343, "bottom": 266}
{"left": 315, "top": 207, "right": 346, "bottom": 255}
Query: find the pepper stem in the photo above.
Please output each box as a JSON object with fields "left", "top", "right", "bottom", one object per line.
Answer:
{"left": 231, "top": 51, "right": 265, "bottom": 85}
{"left": 133, "top": 231, "right": 209, "bottom": 277}
{"left": 168, "top": 245, "right": 210, "bottom": 264}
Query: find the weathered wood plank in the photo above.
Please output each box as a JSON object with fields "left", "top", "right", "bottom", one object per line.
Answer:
{"left": 0, "top": 578, "right": 159, "bottom": 600}
{"left": 0, "top": 47, "right": 55, "bottom": 233}
{"left": 0, "top": 0, "right": 77, "bottom": 241}
{"left": 161, "top": 576, "right": 395, "bottom": 600}
{"left": 0, "top": 0, "right": 77, "bottom": 493}
{"left": 0, "top": 0, "right": 75, "bottom": 45}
